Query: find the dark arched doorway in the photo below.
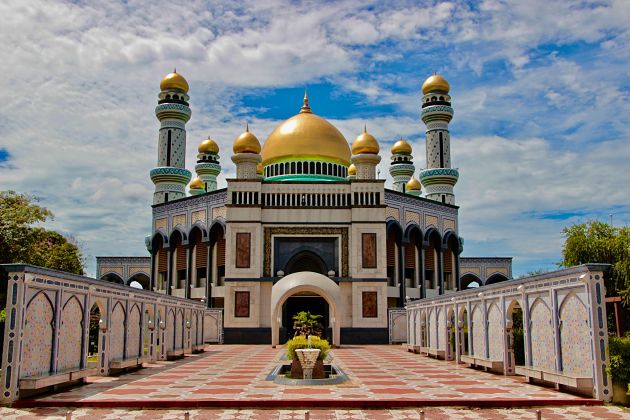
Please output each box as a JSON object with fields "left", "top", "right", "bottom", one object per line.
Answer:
{"left": 280, "top": 292, "right": 329, "bottom": 344}
{"left": 285, "top": 251, "right": 327, "bottom": 275}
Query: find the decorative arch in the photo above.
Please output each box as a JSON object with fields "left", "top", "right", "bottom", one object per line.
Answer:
{"left": 150, "top": 230, "right": 169, "bottom": 250}
{"left": 403, "top": 223, "right": 423, "bottom": 243}
{"left": 22, "top": 291, "right": 55, "bottom": 377}
{"left": 461, "top": 273, "right": 482, "bottom": 289}
{"left": 127, "top": 272, "right": 150, "bottom": 289}
{"left": 559, "top": 293, "right": 591, "bottom": 376}
{"left": 100, "top": 272, "right": 124, "bottom": 284}
{"left": 271, "top": 271, "right": 341, "bottom": 347}
{"left": 170, "top": 226, "right": 188, "bottom": 245}
{"left": 188, "top": 222, "right": 209, "bottom": 243}
{"left": 110, "top": 301, "right": 126, "bottom": 361}
{"left": 485, "top": 273, "right": 509, "bottom": 285}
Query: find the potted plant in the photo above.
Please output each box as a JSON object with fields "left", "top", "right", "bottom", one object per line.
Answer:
{"left": 286, "top": 334, "right": 330, "bottom": 379}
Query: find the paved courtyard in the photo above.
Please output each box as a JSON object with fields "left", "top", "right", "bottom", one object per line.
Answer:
{"left": 2, "top": 407, "right": 630, "bottom": 419}
{"left": 17, "top": 344, "right": 602, "bottom": 409}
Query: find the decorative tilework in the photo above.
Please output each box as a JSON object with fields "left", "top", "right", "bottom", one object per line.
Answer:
{"left": 191, "top": 210, "right": 206, "bottom": 225}
{"left": 212, "top": 206, "right": 226, "bottom": 220}
{"left": 437, "top": 308, "right": 445, "bottom": 350}
{"left": 155, "top": 218, "right": 167, "bottom": 231}
{"left": 559, "top": 294, "right": 591, "bottom": 377}
{"left": 110, "top": 303, "right": 125, "bottom": 361}
{"left": 21, "top": 293, "right": 54, "bottom": 378}
{"left": 100, "top": 267, "right": 123, "bottom": 276}
{"left": 530, "top": 300, "right": 555, "bottom": 371}
{"left": 127, "top": 305, "right": 141, "bottom": 359}
{"left": 487, "top": 304, "right": 504, "bottom": 361}
{"left": 166, "top": 309, "right": 175, "bottom": 352}
{"left": 173, "top": 214, "right": 186, "bottom": 228}
{"left": 488, "top": 268, "right": 508, "bottom": 276}
{"left": 472, "top": 305, "right": 486, "bottom": 358}
{"left": 425, "top": 215, "right": 438, "bottom": 229}
{"left": 404, "top": 210, "right": 420, "bottom": 225}
{"left": 57, "top": 296, "right": 83, "bottom": 372}
{"left": 385, "top": 207, "right": 400, "bottom": 221}
{"left": 444, "top": 218, "right": 456, "bottom": 231}
{"left": 176, "top": 310, "right": 184, "bottom": 349}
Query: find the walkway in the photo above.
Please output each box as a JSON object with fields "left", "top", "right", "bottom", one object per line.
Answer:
{"left": 16, "top": 345, "right": 600, "bottom": 409}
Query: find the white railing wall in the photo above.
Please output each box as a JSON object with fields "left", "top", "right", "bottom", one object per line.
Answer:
{"left": 405, "top": 264, "right": 612, "bottom": 401}
{"left": 0, "top": 265, "right": 223, "bottom": 404}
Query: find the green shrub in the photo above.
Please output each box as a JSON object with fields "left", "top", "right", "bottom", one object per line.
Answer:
{"left": 286, "top": 335, "right": 330, "bottom": 361}
{"left": 608, "top": 335, "right": 630, "bottom": 384}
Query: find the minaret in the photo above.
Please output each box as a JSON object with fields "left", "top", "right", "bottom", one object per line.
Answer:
{"left": 150, "top": 70, "right": 192, "bottom": 204}
{"left": 418, "top": 74, "right": 459, "bottom": 205}
{"left": 195, "top": 137, "right": 221, "bottom": 191}
{"left": 351, "top": 125, "right": 381, "bottom": 180}
{"left": 389, "top": 138, "right": 415, "bottom": 192}
{"left": 231, "top": 124, "right": 261, "bottom": 179}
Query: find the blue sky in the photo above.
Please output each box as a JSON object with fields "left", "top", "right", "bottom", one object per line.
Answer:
{"left": 0, "top": 0, "right": 629, "bottom": 277}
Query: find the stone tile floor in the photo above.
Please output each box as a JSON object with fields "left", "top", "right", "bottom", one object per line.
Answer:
{"left": 2, "top": 407, "right": 630, "bottom": 419}
{"left": 20, "top": 345, "right": 601, "bottom": 408}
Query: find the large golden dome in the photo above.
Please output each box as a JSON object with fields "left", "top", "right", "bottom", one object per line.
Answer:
{"left": 160, "top": 70, "right": 189, "bottom": 93}
{"left": 261, "top": 95, "right": 351, "bottom": 166}
{"left": 233, "top": 125, "right": 261, "bottom": 154}
{"left": 352, "top": 126, "right": 380, "bottom": 155}
{"left": 422, "top": 74, "right": 449, "bottom": 94}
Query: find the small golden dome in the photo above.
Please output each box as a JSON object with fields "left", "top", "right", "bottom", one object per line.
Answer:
{"left": 233, "top": 125, "right": 261, "bottom": 154}
{"left": 391, "top": 138, "right": 412, "bottom": 155}
{"left": 261, "top": 96, "right": 351, "bottom": 166}
{"left": 189, "top": 176, "right": 204, "bottom": 189}
{"left": 198, "top": 137, "right": 219, "bottom": 154}
{"left": 160, "top": 70, "right": 189, "bottom": 93}
{"left": 406, "top": 177, "right": 421, "bottom": 191}
{"left": 348, "top": 163, "right": 356, "bottom": 176}
{"left": 256, "top": 163, "right": 263, "bottom": 175}
{"left": 352, "top": 125, "right": 380, "bottom": 155}
{"left": 422, "top": 73, "right": 450, "bottom": 94}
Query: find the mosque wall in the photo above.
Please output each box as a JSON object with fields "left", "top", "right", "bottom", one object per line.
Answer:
{"left": 405, "top": 264, "right": 612, "bottom": 401}
{"left": 0, "top": 264, "right": 222, "bottom": 404}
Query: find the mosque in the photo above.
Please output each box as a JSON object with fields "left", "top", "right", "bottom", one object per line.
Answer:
{"left": 96, "top": 71, "right": 512, "bottom": 346}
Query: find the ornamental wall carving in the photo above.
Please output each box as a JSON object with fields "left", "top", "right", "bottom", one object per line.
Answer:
{"left": 263, "top": 227, "right": 349, "bottom": 277}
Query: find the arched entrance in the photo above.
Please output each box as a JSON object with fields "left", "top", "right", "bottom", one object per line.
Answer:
{"left": 285, "top": 251, "right": 327, "bottom": 275}
{"left": 281, "top": 292, "right": 329, "bottom": 343}
{"left": 271, "top": 271, "right": 341, "bottom": 347}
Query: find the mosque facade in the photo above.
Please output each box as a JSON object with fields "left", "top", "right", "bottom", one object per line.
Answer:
{"left": 97, "top": 72, "right": 512, "bottom": 346}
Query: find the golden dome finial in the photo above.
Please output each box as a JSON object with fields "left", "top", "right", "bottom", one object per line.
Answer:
{"left": 391, "top": 138, "right": 412, "bottom": 154}
{"left": 160, "top": 70, "right": 189, "bottom": 93}
{"left": 233, "top": 125, "right": 261, "bottom": 154}
{"left": 198, "top": 136, "right": 219, "bottom": 154}
{"left": 352, "top": 125, "right": 380, "bottom": 155}
{"left": 300, "top": 89, "right": 312, "bottom": 114}
{"left": 422, "top": 73, "right": 450, "bottom": 94}
{"left": 406, "top": 176, "right": 421, "bottom": 191}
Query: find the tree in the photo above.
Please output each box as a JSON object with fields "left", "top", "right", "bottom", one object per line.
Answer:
{"left": 0, "top": 190, "right": 84, "bottom": 274}
{"left": 292, "top": 311, "right": 324, "bottom": 337}
{"left": 560, "top": 220, "right": 630, "bottom": 298}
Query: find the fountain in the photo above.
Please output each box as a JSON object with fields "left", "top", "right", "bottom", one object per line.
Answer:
{"left": 295, "top": 335, "right": 320, "bottom": 379}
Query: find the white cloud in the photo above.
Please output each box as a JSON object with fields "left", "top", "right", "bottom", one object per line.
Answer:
{"left": 0, "top": 0, "right": 629, "bottom": 278}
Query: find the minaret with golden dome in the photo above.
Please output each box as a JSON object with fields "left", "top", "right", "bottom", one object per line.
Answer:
{"left": 150, "top": 70, "right": 192, "bottom": 204}
{"left": 195, "top": 137, "right": 221, "bottom": 192}
{"left": 231, "top": 124, "right": 261, "bottom": 179}
{"left": 389, "top": 138, "right": 415, "bottom": 193}
{"left": 418, "top": 73, "right": 459, "bottom": 205}
{"left": 351, "top": 125, "right": 381, "bottom": 180}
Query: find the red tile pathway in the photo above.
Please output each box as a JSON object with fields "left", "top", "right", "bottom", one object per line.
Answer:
{"left": 2, "top": 407, "right": 629, "bottom": 419}
{"left": 15, "top": 345, "right": 603, "bottom": 409}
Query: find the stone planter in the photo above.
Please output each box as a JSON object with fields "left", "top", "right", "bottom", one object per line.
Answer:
{"left": 295, "top": 348, "right": 320, "bottom": 380}
{"left": 290, "top": 358, "right": 325, "bottom": 379}
{"left": 612, "top": 381, "right": 630, "bottom": 406}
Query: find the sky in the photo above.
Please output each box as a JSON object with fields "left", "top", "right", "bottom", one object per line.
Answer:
{"left": 1, "top": 0, "right": 629, "bottom": 278}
